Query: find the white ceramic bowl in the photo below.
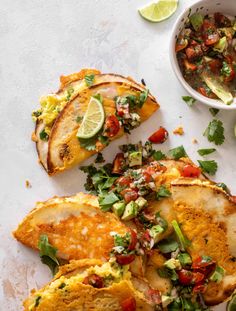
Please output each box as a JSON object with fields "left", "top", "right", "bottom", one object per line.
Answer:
{"left": 170, "top": 0, "right": 236, "bottom": 110}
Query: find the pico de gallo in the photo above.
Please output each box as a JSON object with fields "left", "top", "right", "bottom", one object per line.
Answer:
{"left": 176, "top": 12, "right": 236, "bottom": 105}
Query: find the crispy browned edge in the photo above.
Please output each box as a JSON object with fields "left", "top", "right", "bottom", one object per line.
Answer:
{"left": 37, "top": 74, "right": 159, "bottom": 175}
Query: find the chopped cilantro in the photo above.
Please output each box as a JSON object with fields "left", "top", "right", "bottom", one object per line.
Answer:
{"left": 169, "top": 145, "right": 187, "bottom": 160}
{"left": 98, "top": 192, "right": 120, "bottom": 211}
{"left": 209, "top": 108, "right": 219, "bottom": 116}
{"left": 155, "top": 212, "right": 168, "bottom": 231}
{"left": 216, "top": 182, "right": 229, "bottom": 193}
{"left": 78, "top": 136, "right": 97, "bottom": 151}
{"left": 197, "top": 160, "right": 218, "bottom": 175}
{"left": 221, "top": 61, "right": 231, "bottom": 77}
{"left": 76, "top": 116, "right": 83, "bottom": 123}
{"left": 182, "top": 96, "right": 196, "bottom": 107}
{"left": 153, "top": 150, "right": 166, "bottom": 161}
{"left": 156, "top": 185, "right": 171, "bottom": 200}
{"left": 66, "top": 87, "right": 74, "bottom": 101}
{"left": 39, "top": 129, "right": 49, "bottom": 141}
{"left": 98, "top": 135, "right": 109, "bottom": 146}
{"left": 157, "top": 267, "right": 178, "bottom": 281}
{"left": 38, "top": 235, "right": 59, "bottom": 275}
{"left": 197, "top": 148, "right": 216, "bottom": 156}
{"left": 203, "top": 119, "right": 225, "bottom": 145}
{"left": 85, "top": 74, "right": 95, "bottom": 87}
{"left": 158, "top": 237, "right": 179, "bottom": 253}
{"left": 95, "top": 152, "right": 105, "bottom": 163}
{"left": 139, "top": 89, "right": 149, "bottom": 108}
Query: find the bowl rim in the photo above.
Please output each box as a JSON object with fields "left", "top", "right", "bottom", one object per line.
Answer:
{"left": 169, "top": 0, "right": 236, "bottom": 110}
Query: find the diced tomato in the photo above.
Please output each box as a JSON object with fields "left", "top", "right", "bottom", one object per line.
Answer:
{"left": 148, "top": 127, "right": 168, "bottom": 144}
{"left": 142, "top": 171, "right": 152, "bottom": 183}
{"left": 214, "top": 12, "right": 231, "bottom": 27}
{"left": 193, "top": 283, "right": 207, "bottom": 293}
{"left": 209, "top": 59, "right": 222, "bottom": 74}
{"left": 185, "top": 45, "right": 203, "bottom": 62}
{"left": 192, "top": 272, "right": 205, "bottom": 284}
{"left": 116, "top": 254, "right": 135, "bottom": 265}
{"left": 177, "top": 269, "right": 193, "bottom": 285}
{"left": 192, "top": 256, "right": 216, "bottom": 276}
{"left": 183, "top": 59, "right": 197, "bottom": 71}
{"left": 128, "top": 229, "right": 138, "bottom": 251}
{"left": 224, "top": 64, "right": 235, "bottom": 83}
{"left": 112, "top": 153, "right": 125, "bottom": 174}
{"left": 83, "top": 274, "right": 104, "bottom": 288}
{"left": 120, "top": 188, "right": 139, "bottom": 203}
{"left": 225, "top": 55, "right": 233, "bottom": 64}
{"left": 197, "top": 87, "right": 217, "bottom": 99}
{"left": 181, "top": 165, "right": 201, "bottom": 178}
{"left": 104, "top": 115, "right": 120, "bottom": 137}
{"left": 116, "top": 176, "right": 132, "bottom": 187}
{"left": 120, "top": 297, "right": 136, "bottom": 311}
{"left": 145, "top": 289, "right": 161, "bottom": 304}
{"left": 142, "top": 230, "right": 151, "bottom": 242}
{"left": 201, "top": 20, "right": 219, "bottom": 46}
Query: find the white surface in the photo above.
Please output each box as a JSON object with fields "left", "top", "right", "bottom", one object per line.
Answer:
{"left": 170, "top": 0, "right": 236, "bottom": 109}
{"left": 0, "top": 0, "right": 235, "bottom": 309}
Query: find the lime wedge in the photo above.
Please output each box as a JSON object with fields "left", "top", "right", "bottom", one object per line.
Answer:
{"left": 77, "top": 95, "right": 105, "bottom": 139}
{"left": 138, "top": 0, "right": 178, "bottom": 23}
{"left": 227, "top": 294, "right": 236, "bottom": 311}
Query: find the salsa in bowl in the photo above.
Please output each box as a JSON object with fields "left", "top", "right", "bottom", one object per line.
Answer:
{"left": 170, "top": 0, "right": 236, "bottom": 109}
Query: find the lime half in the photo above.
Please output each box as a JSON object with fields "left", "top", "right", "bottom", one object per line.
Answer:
{"left": 77, "top": 95, "right": 105, "bottom": 139}
{"left": 138, "top": 0, "right": 178, "bottom": 23}
{"left": 227, "top": 295, "right": 236, "bottom": 311}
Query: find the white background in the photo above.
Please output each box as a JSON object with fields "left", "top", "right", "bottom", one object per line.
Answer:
{"left": 0, "top": 0, "right": 235, "bottom": 309}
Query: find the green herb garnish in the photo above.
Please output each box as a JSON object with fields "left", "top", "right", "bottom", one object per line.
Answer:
{"left": 221, "top": 61, "right": 231, "bottom": 77}
{"left": 203, "top": 119, "right": 225, "bottom": 145}
{"left": 158, "top": 237, "right": 179, "bottom": 254}
{"left": 95, "top": 152, "right": 105, "bottom": 163}
{"left": 169, "top": 145, "right": 187, "bottom": 160}
{"left": 98, "top": 192, "right": 120, "bottom": 211}
{"left": 182, "top": 96, "right": 196, "bottom": 107}
{"left": 85, "top": 74, "right": 95, "bottom": 87}
{"left": 197, "top": 148, "right": 216, "bottom": 156}
{"left": 156, "top": 185, "right": 171, "bottom": 200}
{"left": 76, "top": 116, "right": 83, "bottom": 123}
{"left": 38, "top": 235, "right": 59, "bottom": 275}
{"left": 139, "top": 89, "right": 149, "bottom": 107}
{"left": 197, "top": 160, "right": 218, "bottom": 175}
{"left": 209, "top": 108, "right": 219, "bottom": 116}
{"left": 66, "top": 87, "right": 74, "bottom": 101}
{"left": 39, "top": 129, "right": 49, "bottom": 141}
{"left": 153, "top": 150, "right": 166, "bottom": 160}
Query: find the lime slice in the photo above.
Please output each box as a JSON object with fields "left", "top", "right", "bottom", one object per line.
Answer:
{"left": 227, "top": 295, "right": 236, "bottom": 311}
{"left": 138, "top": 0, "right": 178, "bottom": 22}
{"left": 77, "top": 95, "right": 105, "bottom": 139}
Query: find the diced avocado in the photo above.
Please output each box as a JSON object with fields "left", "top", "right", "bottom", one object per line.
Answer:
{"left": 202, "top": 73, "right": 233, "bottom": 105}
{"left": 227, "top": 294, "right": 236, "bottom": 311}
{"left": 135, "top": 197, "right": 147, "bottom": 210}
{"left": 164, "top": 258, "right": 181, "bottom": 270}
{"left": 210, "top": 266, "right": 225, "bottom": 283}
{"left": 112, "top": 202, "right": 126, "bottom": 217}
{"left": 213, "top": 36, "right": 227, "bottom": 53}
{"left": 189, "top": 13, "right": 203, "bottom": 31}
{"left": 149, "top": 225, "right": 164, "bottom": 244}
{"left": 128, "top": 151, "right": 142, "bottom": 167}
{"left": 161, "top": 295, "right": 173, "bottom": 308}
{"left": 177, "top": 253, "right": 192, "bottom": 266}
{"left": 121, "top": 201, "right": 138, "bottom": 221}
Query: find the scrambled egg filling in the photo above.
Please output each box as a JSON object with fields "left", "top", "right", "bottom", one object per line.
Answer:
{"left": 29, "top": 261, "right": 131, "bottom": 310}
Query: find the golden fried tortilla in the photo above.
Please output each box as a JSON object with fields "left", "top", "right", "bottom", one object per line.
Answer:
{"left": 13, "top": 193, "right": 128, "bottom": 261}
{"left": 23, "top": 259, "right": 154, "bottom": 311}
{"left": 34, "top": 70, "right": 159, "bottom": 175}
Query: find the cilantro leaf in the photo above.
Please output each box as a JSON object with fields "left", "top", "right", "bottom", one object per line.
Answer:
{"left": 158, "top": 237, "right": 179, "bottom": 253}
{"left": 203, "top": 119, "right": 225, "bottom": 145}
{"left": 85, "top": 74, "right": 95, "bottom": 87}
{"left": 95, "top": 152, "right": 105, "bottom": 163}
{"left": 76, "top": 116, "right": 83, "bottom": 123}
{"left": 216, "top": 182, "right": 229, "bottom": 193}
{"left": 39, "top": 129, "right": 49, "bottom": 141}
{"left": 169, "top": 145, "right": 187, "bottom": 160}
{"left": 197, "top": 148, "right": 216, "bottom": 156}
{"left": 182, "top": 96, "right": 196, "bottom": 107}
{"left": 197, "top": 160, "right": 218, "bottom": 175}
{"left": 78, "top": 136, "right": 97, "bottom": 151}
{"left": 209, "top": 108, "right": 219, "bottom": 116}
{"left": 139, "top": 89, "right": 149, "bottom": 108}
{"left": 38, "top": 235, "right": 59, "bottom": 275}
{"left": 98, "top": 192, "right": 120, "bottom": 211}
{"left": 66, "top": 87, "right": 74, "bottom": 101}
{"left": 156, "top": 185, "right": 171, "bottom": 200}
{"left": 153, "top": 150, "right": 166, "bottom": 161}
